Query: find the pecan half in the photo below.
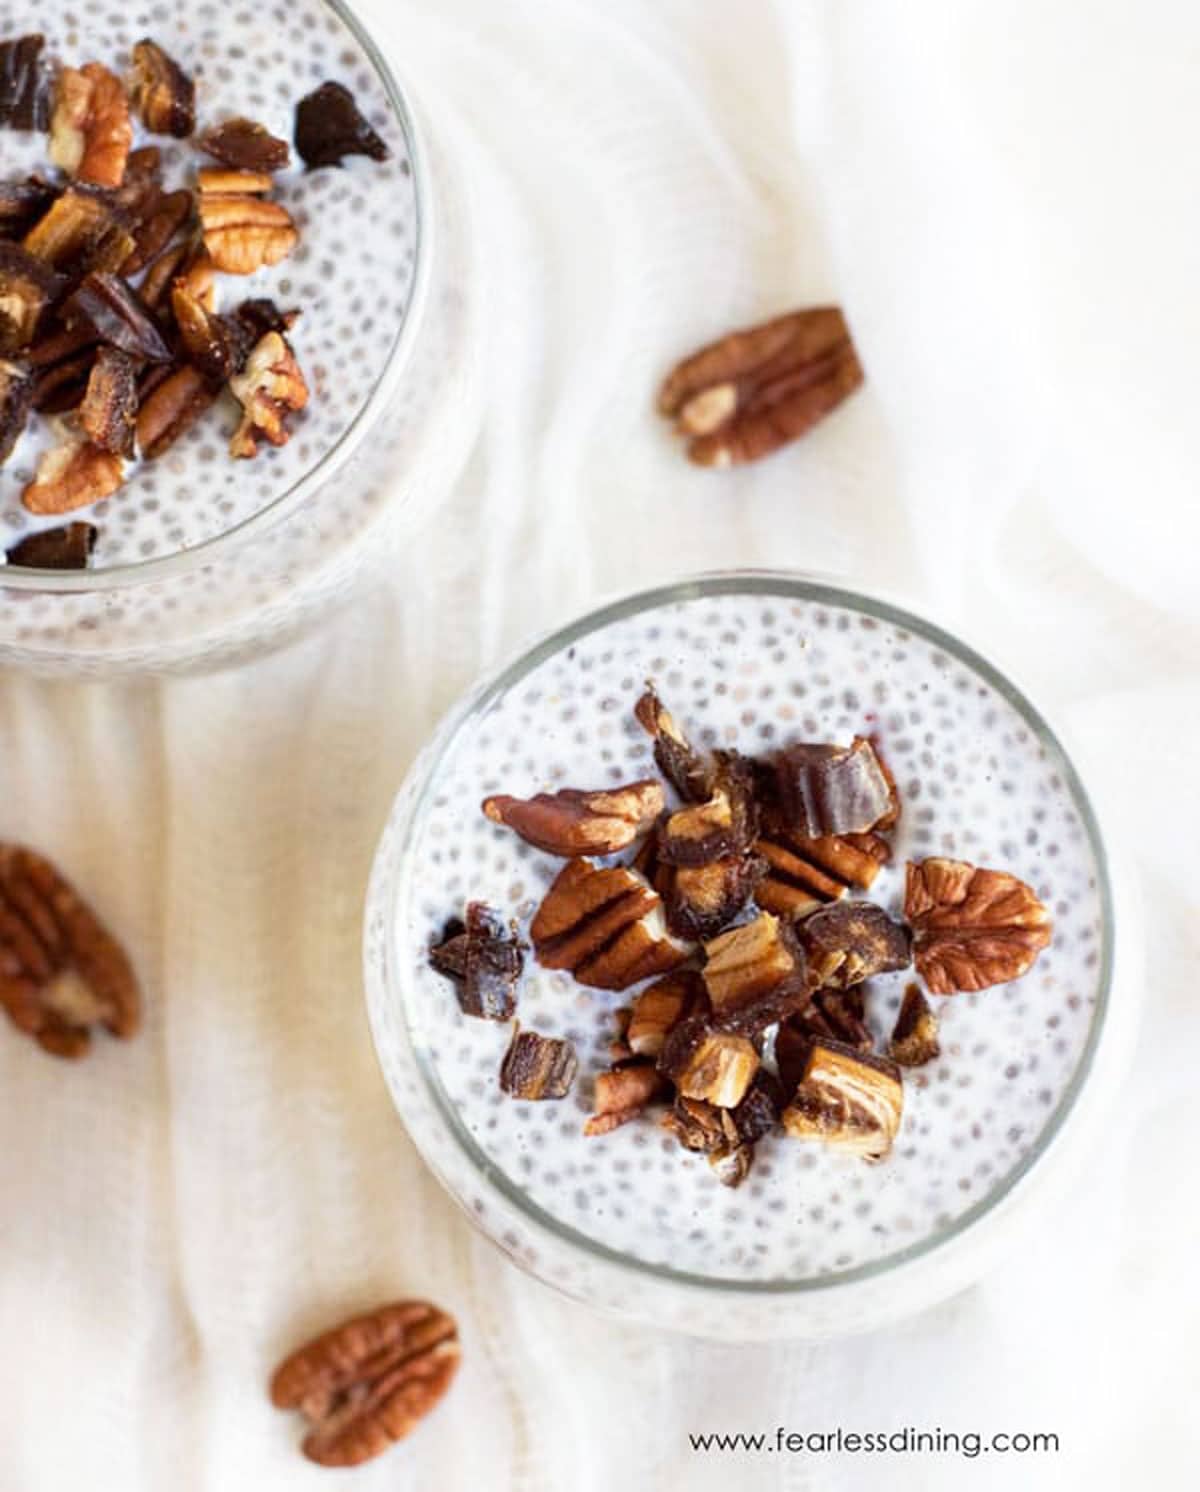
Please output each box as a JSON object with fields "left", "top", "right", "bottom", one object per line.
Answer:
{"left": 135, "top": 364, "right": 215, "bottom": 459}
{"left": 5, "top": 521, "right": 96, "bottom": 570}
{"left": 270, "top": 1301, "right": 460, "bottom": 1468}
{"left": 904, "top": 858, "right": 1052, "bottom": 994}
{"left": 781, "top": 1038, "right": 903, "bottom": 1161}
{"left": 755, "top": 828, "right": 890, "bottom": 920}
{"left": 772, "top": 737, "right": 893, "bottom": 839}
{"left": 889, "top": 984, "right": 940, "bottom": 1067}
{"left": 798, "top": 901, "right": 911, "bottom": 989}
{"left": 428, "top": 902, "right": 523, "bottom": 1021}
{"left": 200, "top": 116, "right": 289, "bottom": 172}
{"left": 0, "top": 358, "right": 32, "bottom": 462}
{"left": 701, "top": 911, "right": 809, "bottom": 1024}
{"left": 21, "top": 434, "right": 123, "bottom": 515}
{"left": 0, "top": 34, "right": 50, "bottom": 132}
{"left": 128, "top": 39, "right": 195, "bottom": 138}
{"left": 0, "top": 843, "right": 140, "bottom": 1058}
{"left": 78, "top": 346, "right": 137, "bottom": 455}
{"left": 23, "top": 188, "right": 135, "bottom": 276}
{"left": 499, "top": 1026, "right": 578, "bottom": 1100}
{"left": 295, "top": 81, "right": 390, "bottom": 168}
{"left": 197, "top": 166, "right": 273, "bottom": 196}
{"left": 530, "top": 859, "right": 686, "bottom": 991}
{"left": 228, "top": 330, "right": 308, "bottom": 457}
{"left": 658, "top": 1015, "right": 759, "bottom": 1108}
{"left": 199, "top": 191, "right": 297, "bottom": 275}
{"left": 63, "top": 272, "right": 171, "bottom": 362}
{"left": 626, "top": 969, "right": 706, "bottom": 1057}
{"left": 49, "top": 63, "right": 132, "bottom": 189}
{"left": 482, "top": 779, "right": 663, "bottom": 857}
{"left": 633, "top": 684, "right": 712, "bottom": 803}
{"left": 657, "top": 307, "right": 862, "bottom": 466}
{"left": 0, "top": 242, "right": 62, "bottom": 354}
{"left": 583, "top": 1059, "right": 667, "bottom": 1135}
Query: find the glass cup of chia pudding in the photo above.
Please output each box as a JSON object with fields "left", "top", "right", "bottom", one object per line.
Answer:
{"left": 363, "top": 571, "right": 1135, "bottom": 1340}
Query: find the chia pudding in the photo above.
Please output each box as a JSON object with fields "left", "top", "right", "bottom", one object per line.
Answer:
{"left": 389, "top": 581, "right": 1107, "bottom": 1285}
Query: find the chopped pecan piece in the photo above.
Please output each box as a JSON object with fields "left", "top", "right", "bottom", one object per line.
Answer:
{"left": 121, "top": 187, "right": 192, "bottom": 276}
{"left": 772, "top": 737, "right": 893, "bottom": 839}
{"left": 904, "top": 858, "right": 1052, "bottom": 994}
{"left": 0, "top": 358, "right": 32, "bottom": 461}
{"left": 137, "top": 239, "right": 190, "bottom": 311}
{"left": 63, "top": 272, "right": 171, "bottom": 362}
{"left": 755, "top": 828, "right": 891, "bottom": 920}
{"left": 135, "top": 364, "right": 214, "bottom": 458}
{"left": 798, "top": 901, "right": 911, "bottom": 990}
{"left": 228, "top": 330, "right": 308, "bottom": 457}
{"left": 499, "top": 1026, "right": 578, "bottom": 1100}
{"left": 0, "top": 843, "right": 140, "bottom": 1058}
{"left": 658, "top": 1015, "right": 759, "bottom": 1108}
{"left": 200, "top": 116, "right": 289, "bottom": 172}
{"left": 21, "top": 434, "right": 123, "bottom": 515}
{"left": 295, "top": 80, "right": 390, "bottom": 168}
{"left": 23, "top": 188, "right": 134, "bottom": 275}
{"left": 428, "top": 902, "right": 523, "bottom": 1021}
{"left": 583, "top": 1059, "right": 667, "bottom": 1135}
{"left": 633, "top": 684, "right": 712, "bottom": 802}
{"left": 530, "top": 858, "right": 686, "bottom": 991}
{"left": 482, "top": 778, "right": 663, "bottom": 857}
{"left": 49, "top": 63, "right": 132, "bottom": 189}
{"left": 198, "top": 191, "right": 297, "bottom": 275}
{"left": 0, "top": 34, "right": 49, "bottom": 132}
{"left": 789, "top": 987, "right": 874, "bottom": 1053}
{"left": 889, "top": 984, "right": 940, "bottom": 1067}
{"left": 0, "top": 176, "right": 58, "bottom": 237}
{"left": 197, "top": 166, "right": 273, "bottom": 196}
{"left": 270, "top": 1302, "right": 460, "bottom": 1468}
{"left": 657, "top": 307, "right": 862, "bottom": 466}
{"left": 626, "top": 970, "right": 706, "bottom": 1056}
{"left": 128, "top": 39, "right": 195, "bottom": 138}
{"left": 701, "top": 911, "right": 808, "bottom": 1022}
{"left": 78, "top": 346, "right": 137, "bottom": 455}
{"left": 5, "top": 521, "right": 96, "bottom": 570}
{"left": 657, "top": 753, "right": 757, "bottom": 866}
{"left": 781, "top": 1038, "right": 903, "bottom": 1161}
{"left": 662, "top": 852, "right": 767, "bottom": 942}
{"left": 0, "top": 241, "right": 62, "bottom": 353}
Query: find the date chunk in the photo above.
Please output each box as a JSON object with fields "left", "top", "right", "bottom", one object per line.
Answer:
{"left": 499, "top": 1026, "right": 578, "bottom": 1100}
{"left": 781, "top": 1038, "right": 903, "bottom": 1161}
{"left": 428, "top": 902, "right": 523, "bottom": 1021}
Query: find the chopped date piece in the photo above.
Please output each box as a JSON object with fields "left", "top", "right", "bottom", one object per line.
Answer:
{"left": 134, "top": 364, "right": 214, "bottom": 458}
{"left": 664, "top": 1070, "right": 782, "bottom": 1185}
{"left": 129, "top": 39, "right": 195, "bottom": 137}
{"left": 31, "top": 345, "right": 97, "bottom": 414}
{"left": 295, "top": 80, "right": 390, "bottom": 168}
{"left": 0, "top": 177, "right": 57, "bottom": 238}
{"left": 137, "top": 240, "right": 190, "bottom": 311}
{"left": 198, "top": 192, "right": 298, "bottom": 275}
{"left": 121, "top": 187, "right": 192, "bottom": 276}
{"left": 791, "top": 986, "right": 874, "bottom": 1053}
{"left": 0, "top": 358, "right": 32, "bottom": 461}
{"left": 171, "top": 283, "right": 250, "bottom": 383}
{"left": 499, "top": 1026, "right": 578, "bottom": 1101}
{"left": 63, "top": 272, "right": 170, "bottom": 362}
{"left": 657, "top": 307, "right": 862, "bottom": 467}
{"left": 78, "top": 346, "right": 137, "bottom": 456}
{"left": 658, "top": 1015, "right": 759, "bottom": 1108}
{"left": 0, "top": 242, "right": 62, "bottom": 354}
{"left": 702, "top": 911, "right": 809, "bottom": 1021}
{"left": 889, "top": 984, "right": 940, "bottom": 1067}
{"left": 23, "top": 188, "right": 135, "bottom": 276}
{"left": 482, "top": 778, "right": 664, "bottom": 857}
{"left": 233, "top": 297, "right": 300, "bottom": 341}
{"left": 428, "top": 901, "right": 523, "bottom": 1021}
{"left": 5, "top": 521, "right": 96, "bottom": 570}
{"left": 633, "top": 684, "right": 712, "bottom": 802}
{"left": 49, "top": 63, "right": 132, "bottom": 189}
{"left": 781, "top": 1038, "right": 903, "bottom": 1161}
{"left": 0, "top": 34, "right": 50, "bottom": 132}
{"left": 228, "top": 331, "right": 309, "bottom": 458}
{"left": 627, "top": 970, "right": 707, "bottom": 1057}
{"left": 21, "top": 435, "right": 123, "bottom": 515}
{"left": 904, "top": 858, "right": 1052, "bottom": 995}
{"left": 755, "top": 827, "right": 891, "bottom": 920}
{"left": 773, "top": 1016, "right": 811, "bottom": 1098}
{"left": 530, "top": 858, "right": 686, "bottom": 991}
{"left": 200, "top": 116, "right": 289, "bottom": 172}
{"left": 583, "top": 1059, "right": 667, "bottom": 1135}
{"left": 798, "top": 901, "right": 911, "bottom": 990}
{"left": 773, "top": 737, "right": 894, "bottom": 839}
{"left": 657, "top": 753, "right": 758, "bottom": 867}
{"left": 662, "top": 852, "right": 767, "bottom": 942}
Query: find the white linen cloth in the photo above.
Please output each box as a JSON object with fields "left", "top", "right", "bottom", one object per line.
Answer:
{"left": 2, "top": 1, "right": 1197, "bottom": 1486}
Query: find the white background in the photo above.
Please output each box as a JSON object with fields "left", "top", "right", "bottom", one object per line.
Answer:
{"left": 2, "top": 1, "right": 1199, "bottom": 1487}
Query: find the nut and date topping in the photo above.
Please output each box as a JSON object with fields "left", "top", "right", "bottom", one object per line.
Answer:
{"left": 294, "top": 80, "right": 390, "bottom": 169}
{"left": 661, "top": 851, "right": 767, "bottom": 942}
{"left": 270, "top": 1301, "right": 460, "bottom": 1468}
{"left": 530, "top": 858, "right": 686, "bottom": 991}
{"left": 0, "top": 357, "right": 32, "bottom": 462}
{"left": 5, "top": 520, "right": 96, "bottom": 570}
{"left": 701, "top": 911, "right": 808, "bottom": 1022}
{"left": 790, "top": 986, "right": 874, "bottom": 1054}
{"left": 754, "top": 828, "right": 891, "bottom": 921}
{"left": 200, "top": 116, "right": 289, "bottom": 172}
{"left": 658, "top": 1015, "right": 759, "bottom": 1108}
{"left": 657, "top": 306, "right": 863, "bottom": 467}
{"left": 228, "top": 330, "right": 309, "bottom": 457}
{"left": 889, "top": 984, "right": 941, "bottom": 1067}
{"left": 78, "top": 346, "right": 137, "bottom": 455}
{"left": 22, "top": 188, "right": 135, "bottom": 276}
{"left": 772, "top": 736, "right": 894, "bottom": 839}
{"left": 482, "top": 779, "right": 664, "bottom": 857}
{"left": 781, "top": 1038, "right": 903, "bottom": 1162}
{"left": 625, "top": 969, "right": 706, "bottom": 1058}
{"left": 49, "top": 63, "right": 132, "bottom": 189}
{"left": 21, "top": 434, "right": 124, "bottom": 515}
{"left": 0, "top": 176, "right": 58, "bottom": 238}
{"left": 62, "top": 271, "right": 171, "bottom": 362}
{"left": 0, "top": 34, "right": 50, "bottom": 132}
{"left": 904, "top": 858, "right": 1052, "bottom": 994}
{"left": 798, "top": 901, "right": 911, "bottom": 990}
{"left": 134, "top": 364, "right": 215, "bottom": 459}
{"left": 633, "top": 684, "right": 712, "bottom": 802}
{"left": 656, "top": 753, "right": 758, "bottom": 866}
{"left": 0, "top": 242, "right": 62, "bottom": 355}
{"left": 499, "top": 1026, "right": 579, "bottom": 1100}
{"left": 198, "top": 189, "right": 298, "bottom": 275}
{"left": 428, "top": 901, "right": 523, "bottom": 1021}
{"left": 128, "top": 39, "right": 195, "bottom": 138}
{"left": 583, "top": 1059, "right": 667, "bottom": 1136}
{"left": 0, "top": 843, "right": 140, "bottom": 1058}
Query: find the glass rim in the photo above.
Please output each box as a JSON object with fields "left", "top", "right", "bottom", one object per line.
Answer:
{"left": 1, "top": 0, "right": 432, "bottom": 595}
{"left": 370, "top": 569, "right": 1115, "bottom": 1296}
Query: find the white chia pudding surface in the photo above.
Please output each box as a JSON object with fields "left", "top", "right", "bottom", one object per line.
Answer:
{"left": 395, "top": 585, "right": 1107, "bottom": 1283}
